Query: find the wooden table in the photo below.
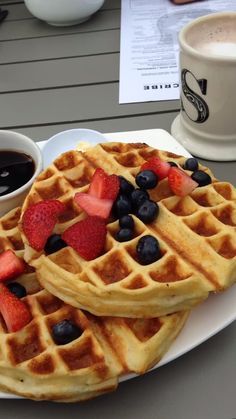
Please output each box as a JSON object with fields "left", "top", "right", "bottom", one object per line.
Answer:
{"left": 0, "top": 1, "right": 235, "bottom": 418}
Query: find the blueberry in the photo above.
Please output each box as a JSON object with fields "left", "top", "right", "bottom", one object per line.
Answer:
{"left": 113, "top": 194, "right": 132, "bottom": 217}
{"left": 168, "top": 161, "right": 178, "bottom": 167}
{"left": 136, "top": 170, "right": 158, "bottom": 190}
{"left": 131, "top": 188, "right": 149, "bottom": 209}
{"left": 136, "top": 235, "right": 162, "bottom": 265}
{"left": 183, "top": 158, "right": 199, "bottom": 171}
{"left": 119, "top": 215, "right": 134, "bottom": 230}
{"left": 191, "top": 170, "right": 212, "bottom": 187}
{"left": 116, "top": 228, "right": 134, "bottom": 242}
{"left": 136, "top": 200, "right": 159, "bottom": 224}
{"left": 119, "top": 176, "right": 135, "bottom": 195}
{"left": 52, "top": 319, "right": 82, "bottom": 345}
{"left": 44, "top": 234, "right": 67, "bottom": 255}
{"left": 7, "top": 282, "right": 27, "bottom": 299}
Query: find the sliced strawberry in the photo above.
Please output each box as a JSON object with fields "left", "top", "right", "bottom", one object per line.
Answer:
{"left": 141, "top": 157, "right": 171, "bottom": 180}
{"left": 0, "top": 283, "right": 32, "bottom": 332}
{"left": 168, "top": 167, "right": 198, "bottom": 197}
{"left": 89, "top": 168, "right": 119, "bottom": 201}
{"left": 0, "top": 250, "right": 25, "bottom": 282}
{"left": 22, "top": 199, "right": 66, "bottom": 251}
{"left": 62, "top": 216, "right": 107, "bottom": 261}
{"left": 74, "top": 192, "right": 113, "bottom": 219}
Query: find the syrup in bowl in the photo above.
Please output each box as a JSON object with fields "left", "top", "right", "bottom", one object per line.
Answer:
{"left": 0, "top": 150, "right": 35, "bottom": 197}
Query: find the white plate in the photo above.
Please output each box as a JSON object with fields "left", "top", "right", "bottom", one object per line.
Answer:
{"left": 1, "top": 128, "right": 235, "bottom": 398}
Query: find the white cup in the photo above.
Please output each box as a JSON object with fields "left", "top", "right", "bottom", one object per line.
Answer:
{"left": 0, "top": 130, "right": 42, "bottom": 216}
{"left": 171, "top": 12, "right": 236, "bottom": 161}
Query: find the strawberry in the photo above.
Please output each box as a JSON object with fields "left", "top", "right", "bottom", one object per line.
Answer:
{"left": 0, "top": 250, "right": 25, "bottom": 282}
{"left": 89, "top": 168, "right": 119, "bottom": 201}
{"left": 141, "top": 157, "right": 171, "bottom": 180}
{"left": 0, "top": 283, "right": 32, "bottom": 332}
{"left": 62, "top": 216, "right": 107, "bottom": 261}
{"left": 22, "top": 199, "right": 65, "bottom": 251}
{"left": 168, "top": 167, "right": 198, "bottom": 197}
{"left": 74, "top": 192, "right": 113, "bottom": 219}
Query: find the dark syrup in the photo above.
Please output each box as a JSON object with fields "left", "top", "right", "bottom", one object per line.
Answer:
{"left": 0, "top": 150, "right": 35, "bottom": 196}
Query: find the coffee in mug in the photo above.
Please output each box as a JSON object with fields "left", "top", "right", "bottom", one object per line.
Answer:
{"left": 171, "top": 12, "right": 236, "bottom": 161}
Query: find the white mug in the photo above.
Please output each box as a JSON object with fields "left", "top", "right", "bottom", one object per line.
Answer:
{"left": 171, "top": 12, "right": 236, "bottom": 161}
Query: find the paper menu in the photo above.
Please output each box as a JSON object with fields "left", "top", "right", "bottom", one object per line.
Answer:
{"left": 119, "top": 0, "right": 236, "bottom": 104}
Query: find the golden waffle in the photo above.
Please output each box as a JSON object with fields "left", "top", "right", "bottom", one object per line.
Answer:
{"left": 0, "top": 207, "right": 188, "bottom": 402}
{"left": 20, "top": 143, "right": 236, "bottom": 318}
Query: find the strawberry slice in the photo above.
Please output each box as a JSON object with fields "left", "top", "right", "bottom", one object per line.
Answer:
{"left": 141, "top": 157, "right": 171, "bottom": 180}
{"left": 168, "top": 167, "right": 198, "bottom": 197}
{"left": 0, "top": 283, "right": 32, "bottom": 332}
{"left": 74, "top": 192, "right": 113, "bottom": 219}
{"left": 89, "top": 168, "right": 119, "bottom": 201}
{"left": 62, "top": 216, "right": 107, "bottom": 261}
{"left": 0, "top": 250, "right": 25, "bottom": 282}
{"left": 22, "top": 199, "right": 66, "bottom": 251}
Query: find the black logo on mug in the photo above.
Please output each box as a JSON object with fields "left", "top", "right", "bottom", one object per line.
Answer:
{"left": 181, "top": 69, "right": 209, "bottom": 123}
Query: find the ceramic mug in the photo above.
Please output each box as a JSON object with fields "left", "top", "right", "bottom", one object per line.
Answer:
{"left": 171, "top": 12, "right": 236, "bottom": 161}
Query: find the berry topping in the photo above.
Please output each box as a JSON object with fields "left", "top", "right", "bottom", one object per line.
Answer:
{"left": 22, "top": 200, "right": 65, "bottom": 252}
{"left": 112, "top": 194, "right": 132, "bottom": 218}
{"left": 44, "top": 234, "right": 67, "bottom": 255}
{"left": 136, "top": 200, "right": 159, "bottom": 224}
{"left": 89, "top": 168, "right": 120, "bottom": 201}
{"left": 62, "top": 216, "right": 106, "bottom": 261}
{"left": 118, "top": 176, "right": 135, "bottom": 195}
{"left": 7, "top": 282, "right": 27, "bottom": 299}
{"left": 119, "top": 214, "right": 134, "bottom": 230}
{"left": 0, "top": 283, "right": 32, "bottom": 332}
{"left": 168, "top": 167, "right": 198, "bottom": 197}
{"left": 115, "top": 228, "right": 134, "bottom": 242}
{"left": 0, "top": 250, "right": 25, "bottom": 282}
{"left": 131, "top": 189, "right": 149, "bottom": 209}
{"left": 141, "top": 157, "right": 171, "bottom": 180}
{"left": 136, "top": 170, "right": 158, "bottom": 190}
{"left": 52, "top": 319, "right": 82, "bottom": 345}
{"left": 136, "top": 235, "right": 162, "bottom": 265}
{"left": 191, "top": 170, "right": 212, "bottom": 187}
{"left": 74, "top": 192, "right": 113, "bottom": 219}
{"left": 183, "top": 157, "right": 199, "bottom": 172}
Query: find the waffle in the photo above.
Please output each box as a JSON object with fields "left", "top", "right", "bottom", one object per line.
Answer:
{"left": 0, "top": 207, "right": 188, "bottom": 402}
{"left": 20, "top": 142, "right": 236, "bottom": 318}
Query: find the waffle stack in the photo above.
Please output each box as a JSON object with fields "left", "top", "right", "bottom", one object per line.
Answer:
{"left": 0, "top": 206, "right": 188, "bottom": 402}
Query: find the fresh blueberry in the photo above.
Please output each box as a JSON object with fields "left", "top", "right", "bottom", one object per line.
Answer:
{"left": 52, "top": 319, "right": 82, "bottom": 345}
{"left": 168, "top": 161, "right": 178, "bottom": 167}
{"left": 191, "top": 170, "right": 212, "bottom": 187}
{"left": 183, "top": 158, "right": 199, "bottom": 171}
{"left": 7, "top": 282, "right": 27, "bottom": 299}
{"left": 135, "top": 170, "right": 158, "bottom": 189}
{"left": 113, "top": 194, "right": 132, "bottom": 217}
{"left": 119, "top": 176, "right": 135, "bottom": 195}
{"left": 131, "top": 188, "right": 149, "bottom": 209}
{"left": 119, "top": 215, "right": 134, "bottom": 230}
{"left": 116, "top": 228, "right": 134, "bottom": 242}
{"left": 44, "top": 234, "right": 67, "bottom": 255}
{"left": 136, "top": 235, "right": 162, "bottom": 265}
{"left": 136, "top": 200, "right": 159, "bottom": 223}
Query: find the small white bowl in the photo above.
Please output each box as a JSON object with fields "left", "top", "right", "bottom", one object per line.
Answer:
{"left": 24, "top": 0, "right": 105, "bottom": 27}
{"left": 0, "top": 130, "right": 43, "bottom": 217}
{"left": 42, "top": 128, "right": 107, "bottom": 168}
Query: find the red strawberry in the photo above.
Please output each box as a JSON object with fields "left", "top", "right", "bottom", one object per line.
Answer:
{"left": 22, "top": 199, "right": 65, "bottom": 251}
{"left": 62, "top": 216, "right": 107, "bottom": 261}
{"left": 0, "top": 283, "right": 32, "bottom": 332}
{"left": 141, "top": 157, "right": 171, "bottom": 180}
{"left": 74, "top": 192, "right": 113, "bottom": 219}
{"left": 89, "top": 168, "right": 119, "bottom": 201}
{"left": 0, "top": 250, "right": 25, "bottom": 282}
{"left": 168, "top": 167, "right": 198, "bottom": 197}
